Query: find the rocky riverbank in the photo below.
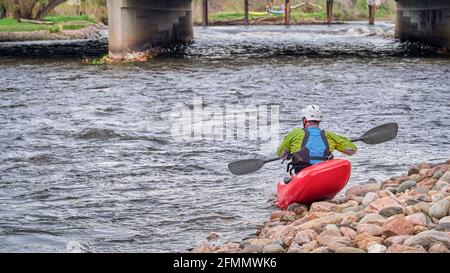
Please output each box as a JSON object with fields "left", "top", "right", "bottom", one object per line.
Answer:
{"left": 0, "top": 23, "right": 107, "bottom": 57}
{"left": 0, "top": 23, "right": 107, "bottom": 42}
{"left": 192, "top": 160, "right": 450, "bottom": 253}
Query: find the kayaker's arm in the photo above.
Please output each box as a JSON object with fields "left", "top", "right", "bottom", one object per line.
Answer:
{"left": 326, "top": 131, "right": 358, "bottom": 156}
{"left": 276, "top": 129, "right": 305, "bottom": 157}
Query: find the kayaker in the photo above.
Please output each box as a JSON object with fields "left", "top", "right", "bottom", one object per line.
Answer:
{"left": 277, "top": 105, "right": 357, "bottom": 176}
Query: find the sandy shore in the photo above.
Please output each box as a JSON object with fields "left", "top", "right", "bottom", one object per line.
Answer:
{"left": 192, "top": 160, "right": 450, "bottom": 253}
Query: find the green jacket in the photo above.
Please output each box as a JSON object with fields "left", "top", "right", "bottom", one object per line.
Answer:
{"left": 277, "top": 127, "right": 357, "bottom": 157}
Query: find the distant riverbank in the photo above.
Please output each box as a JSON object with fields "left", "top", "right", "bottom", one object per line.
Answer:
{"left": 0, "top": 16, "right": 105, "bottom": 42}
{"left": 193, "top": 12, "right": 394, "bottom": 27}
{"left": 192, "top": 160, "right": 450, "bottom": 253}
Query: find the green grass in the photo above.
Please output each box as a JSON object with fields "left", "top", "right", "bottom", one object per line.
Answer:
{"left": 44, "top": 15, "right": 96, "bottom": 24}
{"left": 0, "top": 15, "right": 95, "bottom": 33}
{"left": 62, "top": 24, "right": 86, "bottom": 30}
{"left": 196, "top": 0, "right": 395, "bottom": 24}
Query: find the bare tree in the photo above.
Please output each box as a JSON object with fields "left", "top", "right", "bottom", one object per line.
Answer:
{"left": 35, "top": 0, "right": 67, "bottom": 19}
{"left": 1, "top": 0, "right": 67, "bottom": 20}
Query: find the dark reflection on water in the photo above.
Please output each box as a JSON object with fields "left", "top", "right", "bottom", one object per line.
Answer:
{"left": 0, "top": 23, "right": 449, "bottom": 252}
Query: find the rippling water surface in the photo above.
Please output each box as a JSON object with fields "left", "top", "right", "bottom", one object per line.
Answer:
{"left": 0, "top": 23, "right": 449, "bottom": 252}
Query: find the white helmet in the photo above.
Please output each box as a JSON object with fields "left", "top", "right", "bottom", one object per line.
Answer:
{"left": 301, "top": 105, "right": 323, "bottom": 121}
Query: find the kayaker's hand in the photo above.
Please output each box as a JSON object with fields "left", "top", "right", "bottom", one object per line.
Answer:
{"left": 280, "top": 150, "right": 291, "bottom": 164}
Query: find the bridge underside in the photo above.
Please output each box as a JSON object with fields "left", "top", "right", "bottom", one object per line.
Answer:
{"left": 107, "top": 0, "right": 193, "bottom": 59}
{"left": 396, "top": 0, "right": 450, "bottom": 49}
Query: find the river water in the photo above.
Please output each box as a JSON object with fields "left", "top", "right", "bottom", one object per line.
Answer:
{"left": 0, "top": 23, "right": 449, "bottom": 252}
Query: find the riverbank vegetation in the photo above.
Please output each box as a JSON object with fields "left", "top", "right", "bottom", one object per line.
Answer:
{"left": 0, "top": 15, "right": 95, "bottom": 32}
{"left": 192, "top": 0, "right": 396, "bottom": 25}
{"left": 0, "top": 0, "right": 104, "bottom": 34}
{"left": 0, "top": 0, "right": 396, "bottom": 34}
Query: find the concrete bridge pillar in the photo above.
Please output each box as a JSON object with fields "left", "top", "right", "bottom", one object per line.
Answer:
{"left": 107, "top": 0, "right": 193, "bottom": 59}
{"left": 396, "top": 0, "right": 450, "bottom": 49}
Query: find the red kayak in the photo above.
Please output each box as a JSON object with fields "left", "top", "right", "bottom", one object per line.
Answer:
{"left": 276, "top": 159, "right": 351, "bottom": 209}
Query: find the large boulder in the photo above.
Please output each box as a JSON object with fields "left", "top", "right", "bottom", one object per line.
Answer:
{"left": 317, "top": 229, "right": 342, "bottom": 246}
{"left": 412, "top": 202, "right": 433, "bottom": 214}
{"left": 340, "top": 227, "right": 357, "bottom": 240}
{"left": 362, "top": 192, "right": 379, "bottom": 206}
{"left": 241, "top": 244, "right": 264, "bottom": 253}
{"left": 335, "top": 247, "right": 366, "bottom": 253}
{"left": 359, "top": 213, "right": 385, "bottom": 225}
{"left": 368, "top": 243, "right": 387, "bottom": 253}
{"left": 248, "top": 238, "right": 274, "bottom": 246}
{"left": 356, "top": 223, "right": 382, "bottom": 236}
{"left": 353, "top": 233, "right": 383, "bottom": 251}
{"left": 287, "top": 203, "right": 309, "bottom": 215}
{"left": 403, "top": 230, "right": 450, "bottom": 249}
{"left": 294, "top": 230, "right": 318, "bottom": 245}
{"left": 379, "top": 206, "right": 404, "bottom": 217}
{"left": 263, "top": 244, "right": 285, "bottom": 253}
{"left": 386, "top": 244, "right": 426, "bottom": 253}
{"left": 405, "top": 213, "right": 428, "bottom": 227}
{"left": 366, "top": 196, "right": 404, "bottom": 214}
{"left": 298, "top": 213, "right": 345, "bottom": 231}
{"left": 310, "top": 201, "right": 337, "bottom": 213}
{"left": 381, "top": 215, "right": 414, "bottom": 238}
{"left": 266, "top": 225, "right": 297, "bottom": 246}
{"left": 438, "top": 216, "right": 450, "bottom": 224}
{"left": 384, "top": 235, "right": 412, "bottom": 247}
{"left": 270, "top": 210, "right": 296, "bottom": 220}
{"left": 346, "top": 185, "right": 369, "bottom": 197}
{"left": 438, "top": 171, "right": 450, "bottom": 183}
{"left": 428, "top": 243, "right": 450, "bottom": 253}
{"left": 428, "top": 199, "right": 450, "bottom": 219}
{"left": 397, "top": 180, "right": 417, "bottom": 193}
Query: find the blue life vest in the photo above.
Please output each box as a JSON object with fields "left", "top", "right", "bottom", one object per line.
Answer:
{"left": 301, "top": 127, "right": 332, "bottom": 165}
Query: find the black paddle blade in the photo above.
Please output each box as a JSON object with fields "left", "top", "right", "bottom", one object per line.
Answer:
{"left": 228, "top": 159, "right": 265, "bottom": 175}
{"left": 360, "top": 123, "right": 399, "bottom": 144}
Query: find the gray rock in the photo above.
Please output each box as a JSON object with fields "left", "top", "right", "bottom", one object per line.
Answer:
{"left": 397, "top": 180, "right": 417, "bottom": 193}
{"left": 431, "top": 194, "right": 444, "bottom": 203}
{"left": 428, "top": 243, "right": 450, "bottom": 253}
{"left": 406, "top": 199, "right": 420, "bottom": 206}
{"left": 360, "top": 213, "right": 385, "bottom": 224}
{"left": 385, "top": 187, "right": 397, "bottom": 194}
{"left": 241, "top": 244, "right": 263, "bottom": 253}
{"left": 368, "top": 244, "right": 387, "bottom": 253}
{"left": 438, "top": 171, "right": 450, "bottom": 183}
{"left": 434, "top": 222, "right": 450, "bottom": 232}
{"left": 408, "top": 167, "right": 420, "bottom": 176}
{"left": 310, "top": 247, "right": 331, "bottom": 253}
{"left": 414, "top": 187, "right": 430, "bottom": 194}
{"left": 428, "top": 199, "right": 450, "bottom": 219}
{"left": 433, "top": 169, "right": 445, "bottom": 180}
{"left": 263, "top": 244, "right": 285, "bottom": 253}
{"left": 433, "top": 181, "right": 449, "bottom": 191}
{"left": 325, "top": 224, "right": 340, "bottom": 231}
{"left": 404, "top": 230, "right": 450, "bottom": 249}
{"left": 379, "top": 207, "right": 404, "bottom": 217}
{"left": 239, "top": 241, "right": 251, "bottom": 249}
{"left": 439, "top": 216, "right": 450, "bottom": 224}
{"left": 272, "top": 240, "right": 285, "bottom": 247}
{"left": 362, "top": 192, "right": 378, "bottom": 206}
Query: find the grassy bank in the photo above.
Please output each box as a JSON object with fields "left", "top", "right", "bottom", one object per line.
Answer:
{"left": 193, "top": 0, "right": 396, "bottom": 25}
{"left": 0, "top": 15, "right": 96, "bottom": 33}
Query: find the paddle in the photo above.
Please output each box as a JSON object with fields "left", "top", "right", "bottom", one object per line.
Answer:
{"left": 350, "top": 122, "right": 399, "bottom": 144}
{"left": 227, "top": 122, "right": 399, "bottom": 176}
